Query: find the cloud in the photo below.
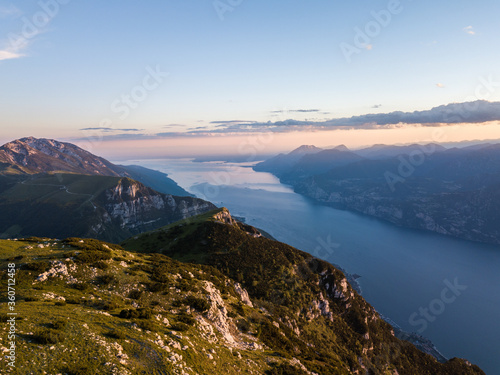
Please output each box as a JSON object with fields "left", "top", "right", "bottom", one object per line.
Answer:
{"left": 464, "top": 26, "right": 475, "bottom": 35}
{"left": 0, "top": 50, "right": 23, "bottom": 61}
{"left": 210, "top": 120, "right": 255, "bottom": 124}
{"left": 270, "top": 109, "right": 320, "bottom": 114}
{"left": 74, "top": 101, "right": 500, "bottom": 140}
{"left": 79, "top": 127, "right": 143, "bottom": 132}
{"left": 365, "top": 44, "right": 373, "bottom": 50}
{"left": 372, "top": 104, "right": 382, "bottom": 109}
{"left": 436, "top": 83, "right": 445, "bottom": 88}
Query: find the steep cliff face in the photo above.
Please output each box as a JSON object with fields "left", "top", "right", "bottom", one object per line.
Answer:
{"left": 93, "top": 177, "right": 216, "bottom": 237}
{"left": 0, "top": 173, "right": 216, "bottom": 242}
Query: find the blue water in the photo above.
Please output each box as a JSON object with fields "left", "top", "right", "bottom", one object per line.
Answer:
{"left": 126, "top": 158, "right": 500, "bottom": 374}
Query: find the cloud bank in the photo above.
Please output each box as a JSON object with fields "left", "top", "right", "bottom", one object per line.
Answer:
{"left": 76, "top": 100, "right": 500, "bottom": 142}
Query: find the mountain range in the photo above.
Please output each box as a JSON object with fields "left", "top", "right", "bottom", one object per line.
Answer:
{"left": 255, "top": 142, "right": 500, "bottom": 244}
{"left": 0, "top": 137, "right": 215, "bottom": 242}
{"left": 0, "top": 208, "right": 484, "bottom": 374}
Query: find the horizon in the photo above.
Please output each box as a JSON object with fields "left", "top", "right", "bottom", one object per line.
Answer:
{"left": 1, "top": 1, "right": 500, "bottom": 157}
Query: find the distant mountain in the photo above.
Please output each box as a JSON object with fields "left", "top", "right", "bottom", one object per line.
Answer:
{"left": 0, "top": 137, "right": 191, "bottom": 196}
{"left": 0, "top": 137, "right": 128, "bottom": 176}
{"left": 253, "top": 145, "right": 322, "bottom": 177}
{"left": 281, "top": 148, "right": 365, "bottom": 181}
{"left": 258, "top": 142, "right": 500, "bottom": 244}
{"left": 354, "top": 143, "right": 447, "bottom": 159}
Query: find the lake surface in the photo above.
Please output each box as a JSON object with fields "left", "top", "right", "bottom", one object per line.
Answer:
{"left": 126, "top": 158, "right": 500, "bottom": 374}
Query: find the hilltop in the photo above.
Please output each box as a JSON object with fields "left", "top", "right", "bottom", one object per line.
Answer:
{"left": 0, "top": 209, "right": 484, "bottom": 374}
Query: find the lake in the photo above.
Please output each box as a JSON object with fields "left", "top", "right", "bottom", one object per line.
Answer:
{"left": 126, "top": 158, "right": 500, "bottom": 374}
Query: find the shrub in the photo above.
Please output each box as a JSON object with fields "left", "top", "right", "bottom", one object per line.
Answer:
{"left": 176, "top": 312, "right": 196, "bottom": 326}
{"left": 186, "top": 296, "right": 210, "bottom": 312}
{"left": 119, "top": 308, "right": 151, "bottom": 319}
{"left": 236, "top": 319, "right": 250, "bottom": 333}
{"left": 170, "top": 322, "right": 189, "bottom": 332}
{"left": 97, "top": 300, "right": 122, "bottom": 311}
{"left": 75, "top": 250, "right": 112, "bottom": 263}
{"left": 24, "top": 296, "right": 38, "bottom": 302}
{"left": 22, "top": 261, "right": 50, "bottom": 273}
{"left": 106, "top": 329, "right": 126, "bottom": 340}
{"left": 148, "top": 282, "right": 167, "bottom": 293}
{"left": 136, "top": 320, "right": 157, "bottom": 332}
{"left": 66, "top": 298, "right": 81, "bottom": 305}
{"left": 97, "top": 274, "right": 115, "bottom": 285}
{"left": 51, "top": 320, "right": 67, "bottom": 330}
{"left": 71, "top": 282, "right": 91, "bottom": 291}
{"left": 33, "top": 329, "right": 65, "bottom": 344}
{"left": 128, "top": 289, "right": 143, "bottom": 300}
{"left": 231, "top": 302, "right": 246, "bottom": 316}
{"left": 55, "top": 301, "right": 66, "bottom": 306}
{"left": 93, "top": 261, "right": 109, "bottom": 270}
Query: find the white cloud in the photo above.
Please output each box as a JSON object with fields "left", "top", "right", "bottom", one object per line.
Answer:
{"left": 0, "top": 50, "right": 23, "bottom": 61}
{"left": 436, "top": 83, "right": 445, "bottom": 88}
{"left": 464, "top": 26, "right": 475, "bottom": 35}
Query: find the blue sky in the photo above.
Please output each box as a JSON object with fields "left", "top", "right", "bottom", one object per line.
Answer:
{"left": 1, "top": 0, "right": 500, "bottom": 156}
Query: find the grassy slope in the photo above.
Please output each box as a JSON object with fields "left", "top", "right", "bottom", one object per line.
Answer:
{"left": 122, "top": 209, "right": 485, "bottom": 375}
{"left": 0, "top": 238, "right": 289, "bottom": 375}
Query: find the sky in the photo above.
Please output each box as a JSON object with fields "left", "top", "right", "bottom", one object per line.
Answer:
{"left": 1, "top": 0, "right": 500, "bottom": 158}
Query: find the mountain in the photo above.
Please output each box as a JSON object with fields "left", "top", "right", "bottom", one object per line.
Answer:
{"left": 0, "top": 137, "right": 191, "bottom": 196}
{"left": 253, "top": 145, "right": 323, "bottom": 177}
{"left": 0, "top": 209, "right": 484, "bottom": 374}
{"left": 281, "top": 148, "right": 365, "bottom": 182}
{"left": 0, "top": 137, "right": 215, "bottom": 241}
{"left": 0, "top": 173, "right": 215, "bottom": 242}
{"left": 259, "top": 142, "right": 500, "bottom": 244}
{"left": 354, "top": 143, "right": 447, "bottom": 159}
{"left": 0, "top": 137, "right": 129, "bottom": 176}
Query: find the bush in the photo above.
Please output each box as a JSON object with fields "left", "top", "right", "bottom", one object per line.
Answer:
{"left": 176, "top": 312, "right": 196, "bottom": 326}
{"left": 24, "top": 296, "right": 38, "bottom": 302}
{"left": 119, "top": 308, "right": 151, "bottom": 320}
{"left": 148, "top": 282, "right": 167, "bottom": 293}
{"left": 55, "top": 301, "right": 66, "bottom": 306}
{"left": 97, "top": 300, "right": 122, "bottom": 311}
{"left": 128, "top": 289, "right": 143, "bottom": 300}
{"left": 231, "top": 302, "right": 246, "bottom": 316}
{"left": 50, "top": 320, "right": 67, "bottom": 330}
{"left": 75, "top": 250, "right": 112, "bottom": 263}
{"left": 71, "top": 282, "right": 91, "bottom": 291}
{"left": 33, "top": 329, "right": 65, "bottom": 344}
{"left": 22, "top": 261, "right": 50, "bottom": 273}
{"left": 236, "top": 319, "right": 250, "bottom": 333}
{"left": 66, "top": 298, "right": 81, "bottom": 305}
{"left": 136, "top": 320, "right": 157, "bottom": 331}
{"left": 186, "top": 296, "right": 210, "bottom": 312}
{"left": 97, "top": 274, "right": 115, "bottom": 285}
{"left": 106, "top": 329, "right": 126, "bottom": 340}
{"left": 93, "top": 261, "right": 109, "bottom": 270}
{"left": 170, "top": 322, "right": 189, "bottom": 332}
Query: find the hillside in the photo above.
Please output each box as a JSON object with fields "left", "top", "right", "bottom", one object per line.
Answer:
{"left": 0, "top": 137, "right": 190, "bottom": 197}
{"left": 0, "top": 173, "right": 215, "bottom": 242}
{"left": 255, "top": 143, "right": 500, "bottom": 244}
{"left": 0, "top": 209, "right": 484, "bottom": 374}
